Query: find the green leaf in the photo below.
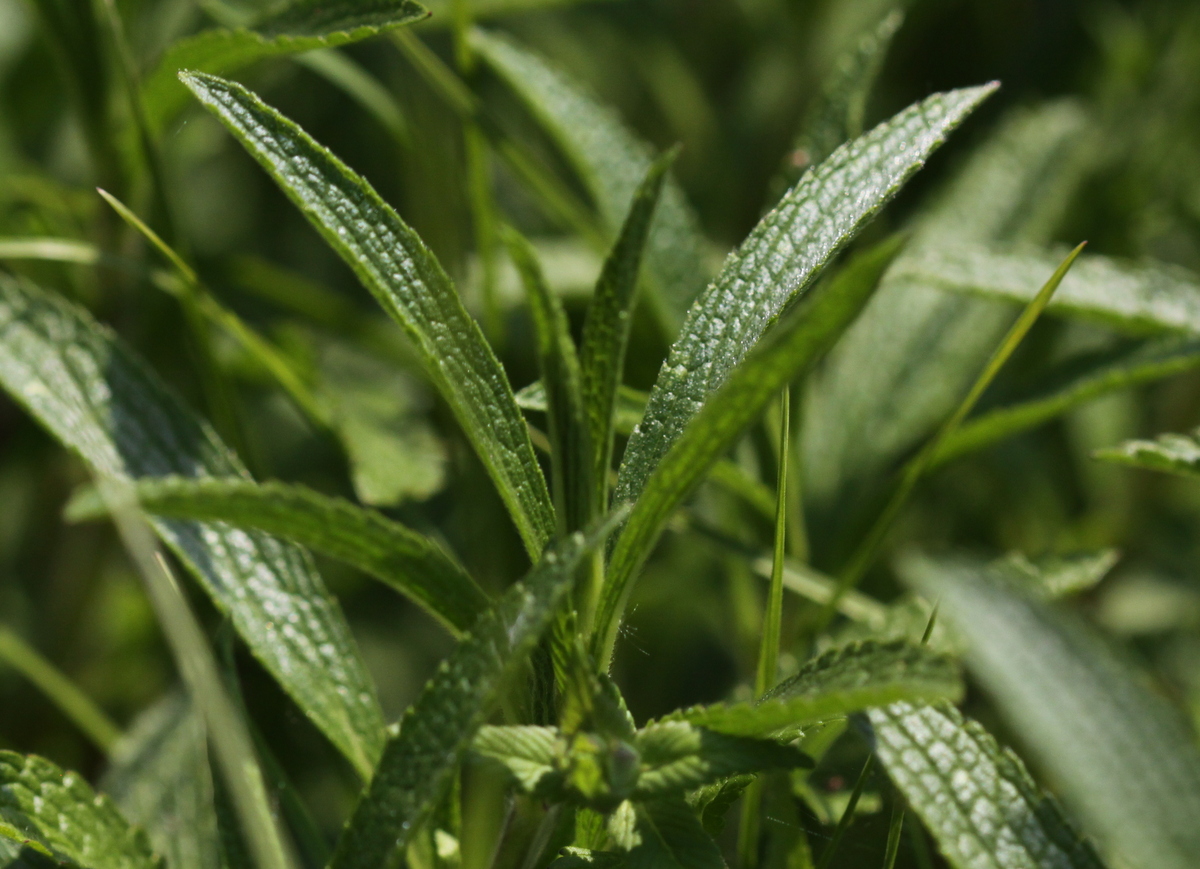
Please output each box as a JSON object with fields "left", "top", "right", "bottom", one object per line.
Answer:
{"left": 470, "top": 29, "right": 710, "bottom": 329}
{"left": 422, "top": 0, "right": 619, "bottom": 19}
{"left": 614, "top": 84, "right": 996, "bottom": 515}
{"left": 595, "top": 237, "right": 903, "bottom": 662}
{"left": 182, "top": 71, "right": 555, "bottom": 559}
{"left": 143, "top": 0, "right": 429, "bottom": 133}
{"left": 903, "top": 554, "right": 1200, "bottom": 869}
{"left": 505, "top": 226, "right": 591, "bottom": 533}
{"left": 931, "top": 335, "right": 1200, "bottom": 468}
{"left": 1095, "top": 427, "right": 1200, "bottom": 478}
{"left": 802, "top": 102, "right": 1087, "bottom": 531}
{"left": 0, "top": 750, "right": 161, "bottom": 869}
{"left": 580, "top": 151, "right": 674, "bottom": 514}
{"left": 787, "top": 9, "right": 904, "bottom": 174}
{"left": 471, "top": 725, "right": 559, "bottom": 795}
{"left": 517, "top": 381, "right": 647, "bottom": 438}
{"left": 103, "top": 693, "right": 220, "bottom": 869}
{"left": 661, "top": 641, "right": 961, "bottom": 738}
{"left": 868, "top": 703, "right": 1106, "bottom": 869}
{"left": 624, "top": 799, "right": 725, "bottom": 869}
{"left": 329, "top": 512, "right": 624, "bottom": 869}
{"left": 0, "top": 273, "right": 384, "bottom": 778}
{"left": 633, "top": 722, "right": 812, "bottom": 798}
{"left": 127, "top": 477, "right": 486, "bottom": 635}
{"left": 986, "top": 550, "right": 1120, "bottom": 600}
{"left": 894, "top": 242, "right": 1200, "bottom": 333}
{"left": 548, "top": 848, "right": 626, "bottom": 869}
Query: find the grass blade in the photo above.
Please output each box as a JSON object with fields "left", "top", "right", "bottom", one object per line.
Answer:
{"left": 0, "top": 626, "right": 120, "bottom": 752}
{"left": 904, "top": 554, "right": 1200, "bottom": 869}
{"left": 470, "top": 28, "right": 710, "bottom": 330}
{"left": 931, "top": 335, "right": 1200, "bottom": 467}
{"left": 818, "top": 243, "right": 1085, "bottom": 629}
{"left": 660, "top": 641, "right": 961, "bottom": 738}
{"left": 613, "top": 85, "right": 995, "bottom": 519}
{"left": 0, "top": 273, "right": 385, "bottom": 778}
{"left": 125, "top": 477, "right": 487, "bottom": 636}
{"left": 580, "top": 150, "right": 674, "bottom": 516}
{"left": 143, "top": 0, "right": 429, "bottom": 133}
{"left": 182, "top": 71, "right": 555, "bottom": 558}
{"left": 868, "top": 703, "right": 1105, "bottom": 869}
{"left": 329, "top": 510, "right": 627, "bottom": 869}
{"left": 595, "top": 238, "right": 902, "bottom": 663}
{"left": 0, "top": 750, "right": 161, "bottom": 869}
{"left": 100, "top": 479, "right": 294, "bottom": 869}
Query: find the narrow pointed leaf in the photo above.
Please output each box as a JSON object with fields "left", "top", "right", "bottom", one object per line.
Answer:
{"left": 904, "top": 554, "right": 1200, "bottom": 869}
{"left": 580, "top": 151, "right": 673, "bottom": 511}
{"left": 661, "top": 641, "right": 961, "bottom": 738}
{"left": 931, "top": 336, "right": 1200, "bottom": 467}
{"left": 471, "top": 29, "right": 709, "bottom": 328}
{"left": 613, "top": 84, "right": 995, "bottom": 516}
{"left": 505, "top": 228, "right": 591, "bottom": 532}
{"left": 144, "top": 0, "right": 429, "bottom": 133}
{"left": 182, "top": 71, "right": 555, "bottom": 558}
{"left": 1095, "top": 428, "right": 1200, "bottom": 477}
{"left": 633, "top": 722, "right": 811, "bottom": 798}
{"left": 518, "top": 381, "right": 647, "bottom": 437}
{"left": 103, "top": 693, "right": 220, "bottom": 869}
{"left": 596, "top": 238, "right": 902, "bottom": 660}
{"left": 0, "top": 751, "right": 162, "bottom": 869}
{"left": 896, "top": 242, "right": 1200, "bottom": 333}
{"left": 127, "top": 477, "right": 487, "bottom": 635}
{"left": 868, "top": 702, "right": 1106, "bottom": 869}
{"left": 0, "top": 273, "right": 385, "bottom": 778}
{"left": 329, "top": 512, "right": 624, "bottom": 869}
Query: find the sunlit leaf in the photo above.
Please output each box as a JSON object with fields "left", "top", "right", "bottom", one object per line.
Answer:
{"left": 182, "top": 71, "right": 555, "bottom": 558}
{"left": 1095, "top": 427, "right": 1200, "bottom": 478}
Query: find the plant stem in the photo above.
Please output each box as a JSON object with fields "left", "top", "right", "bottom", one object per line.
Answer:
{"left": 814, "top": 755, "right": 873, "bottom": 869}
{"left": 883, "top": 804, "right": 905, "bottom": 869}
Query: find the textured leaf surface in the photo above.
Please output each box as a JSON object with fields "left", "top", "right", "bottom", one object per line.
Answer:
{"left": 130, "top": 477, "right": 487, "bottom": 635}
{"left": 662, "top": 641, "right": 961, "bottom": 738}
{"left": 895, "top": 242, "right": 1200, "bottom": 333}
{"left": 471, "top": 725, "right": 558, "bottom": 794}
{"left": 0, "top": 750, "right": 161, "bottom": 869}
{"left": 905, "top": 554, "right": 1200, "bottom": 869}
{"left": 802, "top": 102, "right": 1086, "bottom": 533}
{"left": 869, "top": 703, "right": 1105, "bottom": 869}
{"left": 932, "top": 336, "right": 1200, "bottom": 467}
{"left": 1094, "top": 428, "right": 1200, "bottom": 478}
{"left": 183, "top": 72, "right": 554, "bottom": 558}
{"left": 471, "top": 29, "right": 709, "bottom": 328}
{"left": 329, "top": 515, "right": 621, "bottom": 869}
{"left": 633, "top": 722, "right": 811, "bottom": 797}
{"left": 625, "top": 799, "right": 724, "bottom": 869}
{"left": 596, "top": 238, "right": 901, "bottom": 659}
{"left": 144, "top": 0, "right": 428, "bottom": 132}
{"left": 614, "top": 84, "right": 995, "bottom": 513}
{"left": 0, "top": 274, "right": 384, "bottom": 778}
{"left": 103, "top": 694, "right": 219, "bottom": 869}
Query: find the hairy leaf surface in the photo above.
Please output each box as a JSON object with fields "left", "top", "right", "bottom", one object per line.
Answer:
{"left": 0, "top": 274, "right": 384, "bottom": 777}
{"left": 183, "top": 72, "right": 555, "bottom": 558}
{"left": 471, "top": 29, "right": 709, "bottom": 328}
{"left": 905, "top": 554, "right": 1200, "bottom": 869}
{"left": 144, "top": 0, "right": 428, "bottom": 132}
{"left": 614, "top": 84, "right": 995, "bottom": 514}
{"left": 661, "top": 641, "right": 961, "bottom": 738}
{"left": 596, "top": 239, "right": 901, "bottom": 659}
{"left": 329, "top": 514, "right": 623, "bottom": 869}
{"left": 471, "top": 725, "right": 559, "bottom": 795}
{"left": 129, "top": 477, "right": 486, "bottom": 635}
{"left": 0, "top": 751, "right": 161, "bottom": 869}
{"left": 869, "top": 703, "right": 1105, "bottom": 869}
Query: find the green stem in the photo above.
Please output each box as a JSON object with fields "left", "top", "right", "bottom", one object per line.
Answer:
{"left": 0, "top": 627, "right": 121, "bottom": 752}
{"left": 815, "top": 242, "right": 1086, "bottom": 632}
{"left": 814, "top": 755, "right": 873, "bottom": 869}
{"left": 883, "top": 804, "right": 905, "bottom": 869}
